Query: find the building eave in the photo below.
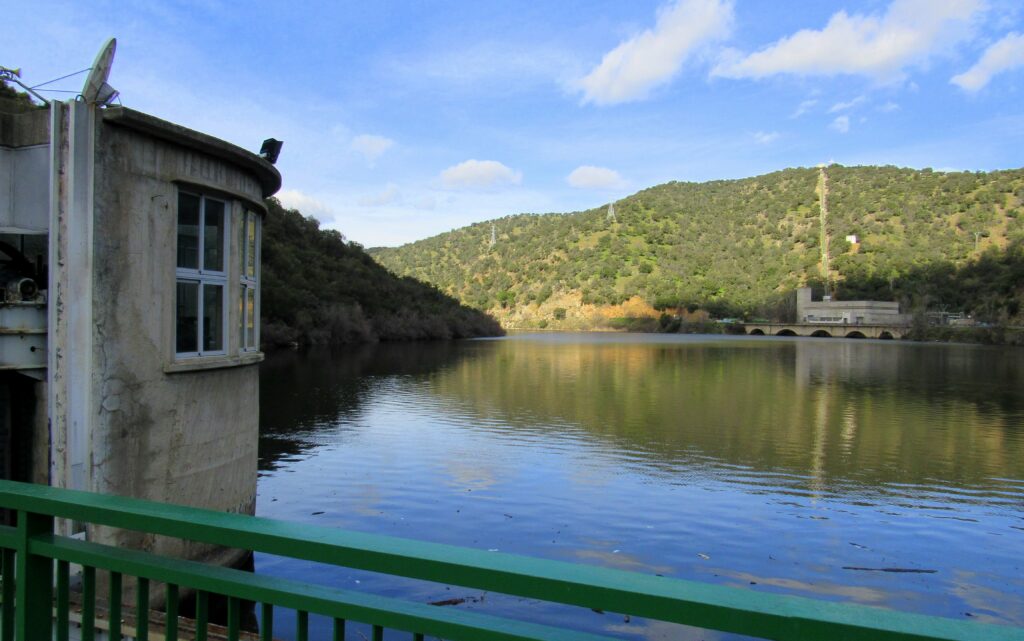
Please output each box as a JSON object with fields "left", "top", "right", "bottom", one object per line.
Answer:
{"left": 101, "top": 107, "right": 282, "bottom": 198}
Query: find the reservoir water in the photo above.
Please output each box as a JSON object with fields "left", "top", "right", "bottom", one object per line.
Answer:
{"left": 255, "top": 333, "right": 1024, "bottom": 640}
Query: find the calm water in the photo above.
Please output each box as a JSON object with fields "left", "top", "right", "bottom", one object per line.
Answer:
{"left": 255, "top": 333, "right": 1024, "bottom": 640}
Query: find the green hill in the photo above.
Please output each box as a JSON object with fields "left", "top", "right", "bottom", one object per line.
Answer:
{"left": 260, "top": 197, "right": 503, "bottom": 346}
{"left": 372, "top": 166, "right": 1024, "bottom": 327}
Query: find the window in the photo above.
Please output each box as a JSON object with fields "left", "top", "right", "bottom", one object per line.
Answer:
{"left": 176, "top": 192, "right": 228, "bottom": 357}
{"left": 239, "top": 210, "right": 260, "bottom": 351}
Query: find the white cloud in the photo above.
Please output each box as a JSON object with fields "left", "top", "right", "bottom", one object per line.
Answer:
{"left": 351, "top": 134, "right": 395, "bottom": 164}
{"left": 277, "top": 189, "right": 333, "bottom": 217}
{"left": 830, "top": 115, "right": 851, "bottom": 133}
{"left": 358, "top": 184, "right": 400, "bottom": 207}
{"left": 791, "top": 98, "right": 818, "bottom": 118}
{"left": 577, "top": 0, "right": 734, "bottom": 104}
{"left": 440, "top": 160, "right": 522, "bottom": 189}
{"left": 753, "top": 131, "right": 780, "bottom": 144}
{"left": 712, "top": 0, "right": 984, "bottom": 82}
{"left": 951, "top": 32, "right": 1024, "bottom": 91}
{"left": 879, "top": 101, "right": 901, "bottom": 112}
{"left": 566, "top": 165, "right": 626, "bottom": 189}
{"left": 828, "top": 96, "right": 867, "bottom": 113}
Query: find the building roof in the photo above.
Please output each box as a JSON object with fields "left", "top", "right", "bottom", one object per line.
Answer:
{"left": 102, "top": 107, "right": 282, "bottom": 198}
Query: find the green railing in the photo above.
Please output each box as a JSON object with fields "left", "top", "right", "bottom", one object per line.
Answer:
{"left": 0, "top": 480, "right": 1019, "bottom": 641}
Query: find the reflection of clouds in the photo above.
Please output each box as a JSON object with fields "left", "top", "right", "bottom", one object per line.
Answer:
{"left": 951, "top": 569, "right": 1024, "bottom": 626}
{"left": 349, "top": 482, "right": 384, "bottom": 517}
{"left": 711, "top": 569, "right": 901, "bottom": 605}
{"left": 566, "top": 454, "right": 615, "bottom": 488}
{"left": 605, "top": 619, "right": 732, "bottom": 641}
{"left": 571, "top": 548, "right": 674, "bottom": 575}
{"left": 443, "top": 454, "right": 499, "bottom": 491}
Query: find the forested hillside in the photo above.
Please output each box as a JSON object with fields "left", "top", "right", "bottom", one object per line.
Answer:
{"left": 260, "top": 198, "right": 503, "bottom": 346}
{"left": 373, "top": 166, "right": 1024, "bottom": 326}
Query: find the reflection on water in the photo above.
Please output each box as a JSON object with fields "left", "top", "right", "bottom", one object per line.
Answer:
{"left": 257, "top": 334, "right": 1024, "bottom": 639}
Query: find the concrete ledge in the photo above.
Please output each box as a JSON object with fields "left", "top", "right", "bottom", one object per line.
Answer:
{"left": 102, "top": 107, "right": 281, "bottom": 197}
{"left": 164, "top": 351, "right": 264, "bottom": 374}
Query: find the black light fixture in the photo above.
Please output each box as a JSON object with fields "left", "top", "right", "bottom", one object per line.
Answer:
{"left": 260, "top": 138, "right": 283, "bottom": 164}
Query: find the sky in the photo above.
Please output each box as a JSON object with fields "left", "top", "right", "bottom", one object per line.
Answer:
{"left": 5, "top": 1, "right": 1024, "bottom": 247}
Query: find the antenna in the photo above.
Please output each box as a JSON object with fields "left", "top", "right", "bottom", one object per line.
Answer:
{"left": 81, "top": 38, "right": 118, "bottom": 106}
{"left": 0, "top": 66, "right": 49, "bottom": 104}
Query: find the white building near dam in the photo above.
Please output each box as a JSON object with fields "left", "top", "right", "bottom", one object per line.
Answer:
{"left": 796, "top": 287, "right": 907, "bottom": 325}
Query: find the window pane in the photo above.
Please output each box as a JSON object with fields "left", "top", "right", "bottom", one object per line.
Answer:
{"left": 246, "top": 214, "right": 257, "bottom": 278}
{"left": 239, "top": 288, "right": 246, "bottom": 348}
{"left": 246, "top": 287, "right": 256, "bottom": 348}
{"left": 176, "top": 281, "right": 199, "bottom": 353}
{"left": 204, "top": 199, "right": 225, "bottom": 272}
{"left": 240, "top": 214, "right": 248, "bottom": 274}
{"left": 177, "top": 193, "right": 200, "bottom": 269}
{"left": 203, "top": 284, "right": 224, "bottom": 352}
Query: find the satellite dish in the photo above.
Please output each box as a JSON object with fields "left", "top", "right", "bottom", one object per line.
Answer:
{"left": 81, "top": 38, "right": 119, "bottom": 106}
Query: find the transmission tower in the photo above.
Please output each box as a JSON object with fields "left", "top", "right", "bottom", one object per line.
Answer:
{"left": 607, "top": 202, "right": 617, "bottom": 224}
{"left": 489, "top": 224, "right": 496, "bottom": 249}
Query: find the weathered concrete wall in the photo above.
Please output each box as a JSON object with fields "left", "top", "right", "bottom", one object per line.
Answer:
{"left": 82, "top": 119, "right": 264, "bottom": 567}
{"left": 0, "top": 108, "right": 48, "bottom": 147}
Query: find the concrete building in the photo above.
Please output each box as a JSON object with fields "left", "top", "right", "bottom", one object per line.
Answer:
{"left": 1, "top": 46, "right": 280, "bottom": 574}
{"left": 796, "top": 287, "right": 907, "bottom": 325}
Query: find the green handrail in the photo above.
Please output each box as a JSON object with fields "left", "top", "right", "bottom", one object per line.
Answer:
{"left": 0, "top": 480, "right": 1019, "bottom": 641}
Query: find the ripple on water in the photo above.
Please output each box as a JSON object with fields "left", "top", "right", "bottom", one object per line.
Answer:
{"left": 256, "top": 337, "right": 1024, "bottom": 638}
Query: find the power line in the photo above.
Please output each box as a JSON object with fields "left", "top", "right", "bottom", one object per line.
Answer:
{"left": 30, "top": 67, "right": 91, "bottom": 89}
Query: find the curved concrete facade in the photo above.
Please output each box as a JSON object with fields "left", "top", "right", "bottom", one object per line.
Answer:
{"left": 1, "top": 97, "right": 280, "bottom": 579}
{"left": 77, "top": 109, "right": 277, "bottom": 566}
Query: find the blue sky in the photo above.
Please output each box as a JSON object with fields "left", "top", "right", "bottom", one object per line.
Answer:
{"left": 6, "top": 1, "right": 1024, "bottom": 246}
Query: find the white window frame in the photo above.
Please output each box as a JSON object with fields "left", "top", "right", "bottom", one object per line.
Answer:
{"left": 240, "top": 210, "right": 260, "bottom": 352}
{"left": 175, "top": 191, "right": 230, "bottom": 358}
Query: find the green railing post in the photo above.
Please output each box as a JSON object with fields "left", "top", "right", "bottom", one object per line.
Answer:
{"left": 14, "top": 510, "right": 53, "bottom": 641}
{"left": 195, "top": 590, "right": 208, "bottom": 641}
{"left": 136, "top": 576, "right": 149, "bottom": 641}
{"left": 81, "top": 565, "right": 95, "bottom": 641}
{"left": 56, "top": 560, "right": 70, "bottom": 641}
{"left": 109, "top": 571, "right": 122, "bottom": 640}
{"left": 260, "top": 603, "right": 274, "bottom": 641}
{"left": 165, "top": 583, "right": 178, "bottom": 641}
{"left": 1, "top": 549, "right": 14, "bottom": 641}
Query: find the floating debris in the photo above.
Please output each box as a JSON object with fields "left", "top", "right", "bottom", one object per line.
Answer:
{"left": 842, "top": 567, "right": 937, "bottom": 573}
{"left": 430, "top": 595, "right": 486, "bottom": 607}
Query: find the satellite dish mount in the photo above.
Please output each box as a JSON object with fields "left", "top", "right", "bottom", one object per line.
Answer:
{"left": 81, "top": 38, "right": 119, "bottom": 107}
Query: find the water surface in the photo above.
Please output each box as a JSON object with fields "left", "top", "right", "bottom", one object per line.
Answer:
{"left": 256, "top": 333, "right": 1024, "bottom": 640}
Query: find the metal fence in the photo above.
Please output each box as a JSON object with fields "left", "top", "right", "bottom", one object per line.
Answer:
{"left": 0, "top": 480, "right": 1019, "bottom": 641}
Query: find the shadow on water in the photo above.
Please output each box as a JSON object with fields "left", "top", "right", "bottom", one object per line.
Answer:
{"left": 259, "top": 341, "right": 468, "bottom": 470}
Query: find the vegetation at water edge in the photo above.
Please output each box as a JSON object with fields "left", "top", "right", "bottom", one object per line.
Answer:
{"left": 259, "top": 197, "right": 503, "bottom": 347}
